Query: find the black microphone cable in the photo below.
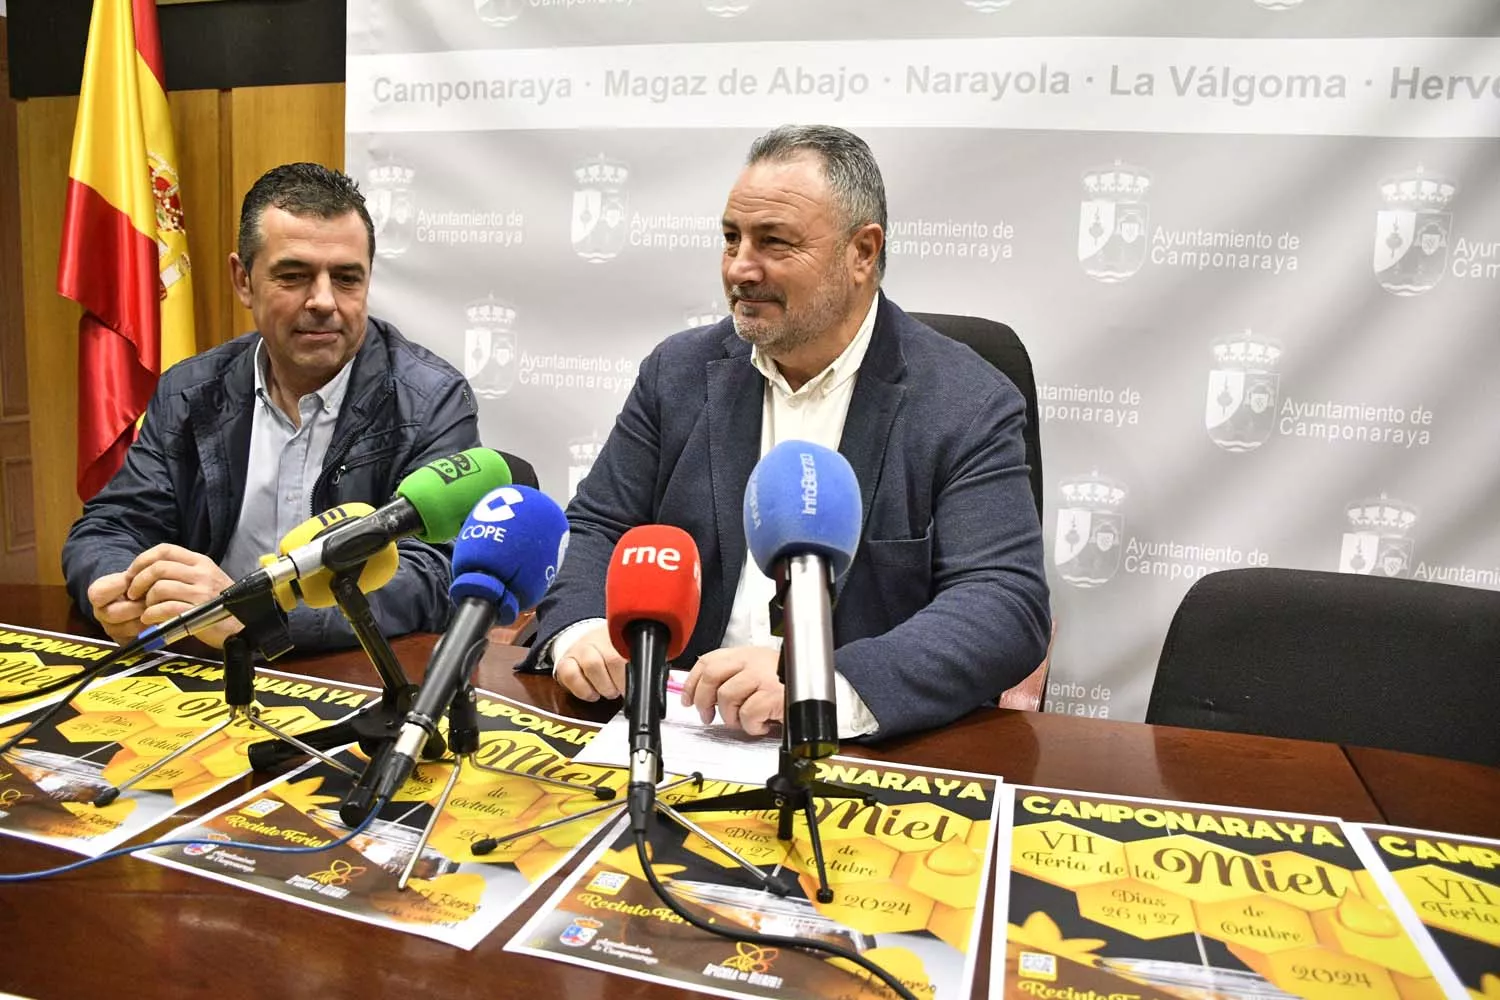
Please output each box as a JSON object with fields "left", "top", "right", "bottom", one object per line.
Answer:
{"left": 632, "top": 830, "right": 919, "bottom": 1000}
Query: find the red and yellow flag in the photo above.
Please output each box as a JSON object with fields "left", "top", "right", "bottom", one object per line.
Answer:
{"left": 59, "top": 0, "right": 195, "bottom": 501}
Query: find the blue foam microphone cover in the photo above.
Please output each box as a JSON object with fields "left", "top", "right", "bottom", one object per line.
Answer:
{"left": 451, "top": 485, "right": 570, "bottom": 625}
{"left": 743, "top": 440, "right": 862, "bottom": 581}
{"left": 449, "top": 570, "right": 517, "bottom": 625}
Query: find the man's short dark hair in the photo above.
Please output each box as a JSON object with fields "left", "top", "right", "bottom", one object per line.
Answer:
{"left": 746, "top": 125, "right": 888, "bottom": 278}
{"left": 236, "top": 162, "right": 376, "bottom": 274}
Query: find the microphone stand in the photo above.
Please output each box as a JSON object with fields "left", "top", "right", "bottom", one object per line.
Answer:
{"left": 669, "top": 574, "right": 873, "bottom": 904}
{"left": 245, "top": 566, "right": 442, "bottom": 772}
{"left": 467, "top": 771, "right": 795, "bottom": 897}
{"left": 394, "top": 681, "right": 616, "bottom": 890}
{"left": 91, "top": 581, "right": 358, "bottom": 806}
{"left": 669, "top": 717, "right": 872, "bottom": 902}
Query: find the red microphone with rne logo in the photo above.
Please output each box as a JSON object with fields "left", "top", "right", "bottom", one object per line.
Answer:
{"left": 606, "top": 525, "right": 701, "bottom": 834}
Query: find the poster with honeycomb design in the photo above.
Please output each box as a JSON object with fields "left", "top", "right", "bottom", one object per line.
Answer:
{"left": 992, "top": 787, "right": 1453, "bottom": 1000}
{"left": 507, "top": 757, "right": 1000, "bottom": 999}
{"left": 0, "top": 650, "right": 378, "bottom": 857}
{"left": 0, "top": 624, "right": 157, "bottom": 723}
{"left": 145, "top": 689, "right": 623, "bottom": 950}
{"left": 1351, "top": 825, "right": 1497, "bottom": 999}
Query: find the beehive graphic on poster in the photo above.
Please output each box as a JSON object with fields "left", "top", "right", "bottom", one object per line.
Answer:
{"left": 509, "top": 758, "right": 1001, "bottom": 999}
{"left": 0, "top": 624, "right": 155, "bottom": 723}
{"left": 0, "top": 649, "right": 377, "bottom": 856}
{"left": 993, "top": 787, "right": 1452, "bottom": 1000}
{"left": 147, "top": 690, "right": 626, "bottom": 950}
{"left": 1353, "top": 825, "right": 1499, "bottom": 1000}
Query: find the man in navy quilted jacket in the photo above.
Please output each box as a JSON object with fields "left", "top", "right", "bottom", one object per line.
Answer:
{"left": 62, "top": 163, "right": 480, "bottom": 651}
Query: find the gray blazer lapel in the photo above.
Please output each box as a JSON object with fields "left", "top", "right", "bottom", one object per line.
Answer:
{"left": 838, "top": 297, "right": 908, "bottom": 594}
{"left": 706, "top": 341, "right": 764, "bottom": 621}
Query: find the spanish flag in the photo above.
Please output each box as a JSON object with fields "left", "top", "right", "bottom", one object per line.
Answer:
{"left": 59, "top": 0, "right": 195, "bottom": 501}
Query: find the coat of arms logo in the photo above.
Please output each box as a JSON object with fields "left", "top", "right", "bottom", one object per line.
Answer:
{"left": 1374, "top": 167, "right": 1455, "bottom": 296}
{"left": 571, "top": 155, "right": 630, "bottom": 263}
{"left": 464, "top": 295, "right": 519, "bottom": 399}
{"left": 1206, "top": 331, "right": 1282, "bottom": 452}
{"left": 1339, "top": 494, "right": 1418, "bottom": 578}
{"left": 1079, "top": 163, "right": 1151, "bottom": 283}
{"left": 367, "top": 163, "right": 416, "bottom": 260}
{"left": 1055, "top": 472, "right": 1128, "bottom": 588}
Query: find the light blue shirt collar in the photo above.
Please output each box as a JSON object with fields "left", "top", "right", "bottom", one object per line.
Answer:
{"left": 252, "top": 336, "right": 356, "bottom": 419}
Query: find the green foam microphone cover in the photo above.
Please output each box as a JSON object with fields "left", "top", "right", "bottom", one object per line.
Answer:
{"left": 395, "top": 447, "right": 513, "bottom": 543}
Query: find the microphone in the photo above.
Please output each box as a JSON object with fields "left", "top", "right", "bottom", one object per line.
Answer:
{"left": 130, "top": 447, "right": 511, "bottom": 653}
{"left": 743, "top": 440, "right": 861, "bottom": 760}
{"left": 606, "top": 525, "right": 702, "bottom": 835}
{"left": 341, "top": 485, "right": 570, "bottom": 825}
{"left": 113, "top": 504, "right": 399, "bottom": 654}
{"left": 262, "top": 502, "right": 400, "bottom": 609}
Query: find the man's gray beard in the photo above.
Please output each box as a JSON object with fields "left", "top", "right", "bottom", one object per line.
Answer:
{"left": 732, "top": 313, "right": 819, "bottom": 354}
{"left": 730, "top": 271, "right": 853, "bottom": 355}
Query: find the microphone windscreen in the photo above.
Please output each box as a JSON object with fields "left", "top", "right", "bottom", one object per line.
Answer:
{"left": 396, "top": 447, "right": 513, "bottom": 543}
{"left": 450, "top": 570, "right": 518, "bottom": 624}
{"left": 606, "top": 525, "right": 701, "bottom": 661}
{"left": 263, "top": 503, "right": 400, "bottom": 608}
{"left": 743, "top": 440, "right": 862, "bottom": 581}
{"left": 451, "top": 485, "right": 569, "bottom": 625}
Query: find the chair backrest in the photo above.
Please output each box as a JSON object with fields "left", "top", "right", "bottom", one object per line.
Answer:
{"left": 499, "top": 450, "right": 540, "bottom": 491}
{"left": 910, "top": 312, "right": 1043, "bottom": 520}
{"left": 1146, "top": 567, "right": 1500, "bottom": 766}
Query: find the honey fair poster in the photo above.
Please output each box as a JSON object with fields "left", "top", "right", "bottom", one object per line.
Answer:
{"left": 146, "top": 691, "right": 627, "bottom": 950}
{"left": 991, "top": 787, "right": 1456, "bottom": 1000}
{"left": 0, "top": 624, "right": 155, "bottom": 723}
{"left": 0, "top": 650, "right": 378, "bottom": 857}
{"left": 1351, "top": 825, "right": 1499, "bottom": 999}
{"left": 507, "top": 757, "right": 999, "bottom": 999}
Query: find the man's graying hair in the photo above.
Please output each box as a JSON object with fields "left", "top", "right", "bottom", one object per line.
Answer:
{"left": 746, "top": 125, "right": 888, "bottom": 278}
{"left": 237, "top": 162, "right": 376, "bottom": 274}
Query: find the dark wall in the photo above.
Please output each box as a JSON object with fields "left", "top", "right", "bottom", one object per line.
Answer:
{"left": 7, "top": 0, "right": 345, "bottom": 99}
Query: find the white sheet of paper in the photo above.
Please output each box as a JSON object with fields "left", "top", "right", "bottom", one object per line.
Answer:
{"left": 572, "top": 669, "right": 782, "bottom": 787}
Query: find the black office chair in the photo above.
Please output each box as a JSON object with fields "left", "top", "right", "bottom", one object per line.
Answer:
{"left": 498, "top": 450, "right": 539, "bottom": 491}
{"left": 1146, "top": 568, "right": 1500, "bottom": 766}
{"left": 910, "top": 312, "right": 1043, "bottom": 520}
{"left": 912, "top": 312, "right": 1050, "bottom": 709}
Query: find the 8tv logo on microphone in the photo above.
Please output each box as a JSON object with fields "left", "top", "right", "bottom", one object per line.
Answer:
{"left": 429, "top": 450, "right": 485, "bottom": 484}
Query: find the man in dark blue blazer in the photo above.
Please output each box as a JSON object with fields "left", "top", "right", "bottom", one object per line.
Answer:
{"left": 528, "top": 126, "right": 1050, "bottom": 741}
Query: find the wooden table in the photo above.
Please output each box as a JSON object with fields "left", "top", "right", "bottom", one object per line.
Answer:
{"left": 0, "top": 585, "right": 1494, "bottom": 999}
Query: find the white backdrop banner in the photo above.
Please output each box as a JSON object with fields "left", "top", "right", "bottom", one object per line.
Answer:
{"left": 347, "top": 0, "right": 1500, "bottom": 723}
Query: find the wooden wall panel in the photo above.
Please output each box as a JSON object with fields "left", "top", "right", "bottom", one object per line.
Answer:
{"left": 168, "top": 88, "right": 234, "bottom": 352}
{"left": 227, "top": 83, "right": 345, "bottom": 336}
{"left": 0, "top": 15, "right": 39, "bottom": 584}
{"left": 18, "top": 82, "right": 346, "bottom": 588}
{"left": 17, "top": 96, "right": 81, "bottom": 586}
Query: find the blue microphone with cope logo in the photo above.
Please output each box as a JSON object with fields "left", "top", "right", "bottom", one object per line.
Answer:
{"left": 743, "top": 440, "right": 861, "bottom": 759}
{"left": 453, "top": 485, "right": 570, "bottom": 626}
{"left": 342, "top": 485, "right": 569, "bottom": 824}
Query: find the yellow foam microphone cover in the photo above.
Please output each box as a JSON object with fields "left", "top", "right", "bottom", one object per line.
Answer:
{"left": 258, "top": 503, "right": 401, "bottom": 610}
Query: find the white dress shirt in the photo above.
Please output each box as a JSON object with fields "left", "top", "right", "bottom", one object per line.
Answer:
{"left": 219, "top": 340, "right": 355, "bottom": 579}
{"left": 552, "top": 293, "right": 882, "bottom": 738}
